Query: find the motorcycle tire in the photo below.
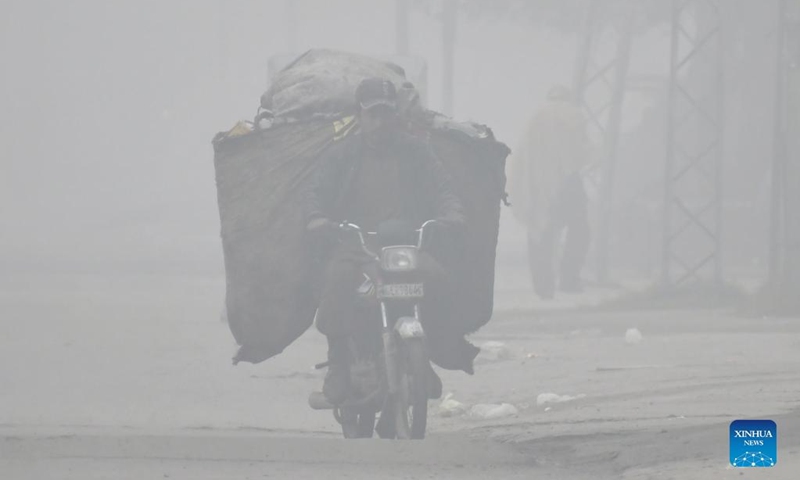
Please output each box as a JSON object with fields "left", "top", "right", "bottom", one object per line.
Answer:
{"left": 338, "top": 408, "right": 376, "bottom": 439}
{"left": 337, "top": 408, "right": 359, "bottom": 439}
{"left": 356, "top": 410, "right": 376, "bottom": 438}
{"left": 394, "top": 339, "right": 429, "bottom": 440}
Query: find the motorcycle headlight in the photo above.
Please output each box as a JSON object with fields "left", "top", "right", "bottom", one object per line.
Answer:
{"left": 381, "top": 247, "right": 418, "bottom": 272}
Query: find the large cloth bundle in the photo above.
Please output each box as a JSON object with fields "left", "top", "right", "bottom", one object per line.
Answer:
{"left": 260, "top": 49, "right": 408, "bottom": 120}
{"left": 213, "top": 49, "right": 509, "bottom": 367}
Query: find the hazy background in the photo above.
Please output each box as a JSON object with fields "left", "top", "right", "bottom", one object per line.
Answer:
{"left": 0, "top": 0, "right": 780, "bottom": 285}
{"left": 3, "top": 3, "right": 799, "bottom": 478}
{"left": 0, "top": 0, "right": 576, "bottom": 277}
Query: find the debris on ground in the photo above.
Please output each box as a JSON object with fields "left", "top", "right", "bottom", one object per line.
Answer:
{"left": 468, "top": 403, "right": 519, "bottom": 420}
{"left": 439, "top": 393, "right": 468, "bottom": 417}
{"left": 625, "top": 328, "right": 643, "bottom": 344}
{"left": 596, "top": 364, "right": 669, "bottom": 372}
{"left": 536, "top": 393, "right": 586, "bottom": 406}
{"left": 476, "top": 341, "right": 514, "bottom": 363}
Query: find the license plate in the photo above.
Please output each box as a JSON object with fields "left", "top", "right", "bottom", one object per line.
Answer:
{"left": 377, "top": 283, "right": 424, "bottom": 299}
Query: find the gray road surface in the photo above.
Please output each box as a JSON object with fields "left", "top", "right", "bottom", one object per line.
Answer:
{"left": 1, "top": 273, "right": 799, "bottom": 479}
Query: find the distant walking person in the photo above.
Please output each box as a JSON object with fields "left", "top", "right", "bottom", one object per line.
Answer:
{"left": 508, "top": 86, "right": 592, "bottom": 299}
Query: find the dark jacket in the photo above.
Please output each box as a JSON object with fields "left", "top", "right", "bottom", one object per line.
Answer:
{"left": 305, "top": 131, "right": 465, "bottom": 229}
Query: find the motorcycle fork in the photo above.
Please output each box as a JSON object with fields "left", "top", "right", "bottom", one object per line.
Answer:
{"left": 380, "top": 301, "right": 399, "bottom": 395}
{"left": 381, "top": 302, "right": 421, "bottom": 395}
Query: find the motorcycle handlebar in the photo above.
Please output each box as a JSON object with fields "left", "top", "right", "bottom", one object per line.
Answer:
{"left": 338, "top": 222, "right": 376, "bottom": 259}
{"left": 417, "top": 219, "right": 440, "bottom": 249}
{"left": 339, "top": 220, "right": 441, "bottom": 252}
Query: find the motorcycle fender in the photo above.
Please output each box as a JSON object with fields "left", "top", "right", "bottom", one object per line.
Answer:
{"left": 395, "top": 316, "right": 425, "bottom": 339}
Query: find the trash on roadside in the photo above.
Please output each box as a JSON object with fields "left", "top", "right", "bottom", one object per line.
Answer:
{"left": 536, "top": 393, "right": 586, "bottom": 406}
{"left": 625, "top": 328, "right": 643, "bottom": 345}
{"left": 439, "top": 393, "right": 468, "bottom": 417}
{"left": 477, "top": 341, "right": 514, "bottom": 362}
{"left": 469, "top": 403, "right": 519, "bottom": 420}
{"left": 596, "top": 364, "right": 667, "bottom": 372}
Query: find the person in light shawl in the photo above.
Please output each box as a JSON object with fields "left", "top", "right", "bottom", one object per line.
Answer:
{"left": 507, "top": 85, "right": 592, "bottom": 298}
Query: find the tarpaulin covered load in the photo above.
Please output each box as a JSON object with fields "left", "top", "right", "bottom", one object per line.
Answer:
{"left": 424, "top": 119, "right": 509, "bottom": 334}
{"left": 259, "top": 49, "right": 408, "bottom": 120}
{"left": 213, "top": 49, "right": 509, "bottom": 368}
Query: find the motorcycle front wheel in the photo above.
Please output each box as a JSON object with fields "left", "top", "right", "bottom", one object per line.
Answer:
{"left": 394, "top": 339, "right": 429, "bottom": 440}
{"left": 337, "top": 408, "right": 376, "bottom": 439}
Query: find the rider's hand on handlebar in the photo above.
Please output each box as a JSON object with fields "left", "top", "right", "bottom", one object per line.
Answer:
{"left": 306, "top": 217, "right": 339, "bottom": 234}
{"left": 436, "top": 214, "right": 467, "bottom": 235}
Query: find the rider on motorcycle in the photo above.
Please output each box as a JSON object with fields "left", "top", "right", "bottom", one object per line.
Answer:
{"left": 305, "top": 77, "right": 466, "bottom": 405}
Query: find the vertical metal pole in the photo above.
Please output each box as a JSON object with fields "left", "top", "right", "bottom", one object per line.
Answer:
{"left": 286, "top": 0, "right": 297, "bottom": 53}
{"left": 217, "top": 0, "right": 227, "bottom": 86}
{"left": 572, "top": 0, "right": 600, "bottom": 98}
{"left": 784, "top": 39, "right": 800, "bottom": 289}
{"left": 662, "top": 0, "right": 724, "bottom": 288}
{"left": 597, "top": 11, "right": 635, "bottom": 284}
{"left": 713, "top": 4, "right": 725, "bottom": 287}
{"left": 572, "top": 0, "right": 636, "bottom": 284}
{"left": 396, "top": 0, "right": 409, "bottom": 55}
{"left": 770, "top": 0, "right": 787, "bottom": 285}
{"left": 662, "top": 0, "right": 680, "bottom": 287}
{"left": 442, "top": 0, "right": 458, "bottom": 116}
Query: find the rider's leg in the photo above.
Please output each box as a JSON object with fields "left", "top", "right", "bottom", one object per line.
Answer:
{"left": 316, "top": 249, "right": 363, "bottom": 404}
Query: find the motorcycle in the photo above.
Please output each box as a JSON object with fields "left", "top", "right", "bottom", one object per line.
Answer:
{"left": 308, "top": 220, "right": 442, "bottom": 440}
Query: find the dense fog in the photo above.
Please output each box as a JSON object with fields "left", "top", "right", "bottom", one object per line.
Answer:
{"left": 2, "top": 1, "right": 798, "bottom": 478}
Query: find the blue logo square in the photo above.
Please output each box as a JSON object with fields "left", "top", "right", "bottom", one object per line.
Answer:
{"left": 730, "top": 420, "right": 777, "bottom": 467}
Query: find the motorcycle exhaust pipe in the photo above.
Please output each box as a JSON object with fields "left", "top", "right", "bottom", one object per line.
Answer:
{"left": 308, "top": 391, "right": 335, "bottom": 410}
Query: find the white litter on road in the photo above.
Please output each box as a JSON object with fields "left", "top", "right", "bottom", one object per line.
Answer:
{"left": 477, "top": 341, "right": 514, "bottom": 362}
{"left": 625, "top": 328, "right": 643, "bottom": 344}
{"left": 596, "top": 365, "right": 670, "bottom": 372}
{"left": 438, "top": 393, "right": 468, "bottom": 417}
{"left": 536, "top": 393, "right": 586, "bottom": 406}
{"left": 469, "top": 403, "right": 519, "bottom": 420}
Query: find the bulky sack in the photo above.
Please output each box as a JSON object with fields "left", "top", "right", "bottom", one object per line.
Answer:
{"left": 213, "top": 49, "right": 509, "bottom": 368}
{"left": 213, "top": 115, "right": 508, "bottom": 368}
{"left": 213, "top": 119, "right": 345, "bottom": 364}
{"left": 260, "top": 49, "right": 408, "bottom": 120}
{"left": 426, "top": 120, "right": 509, "bottom": 336}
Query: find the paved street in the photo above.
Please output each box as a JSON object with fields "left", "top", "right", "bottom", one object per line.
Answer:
{"left": 1, "top": 272, "right": 798, "bottom": 479}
